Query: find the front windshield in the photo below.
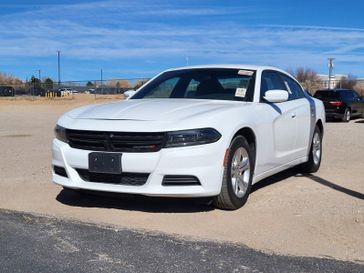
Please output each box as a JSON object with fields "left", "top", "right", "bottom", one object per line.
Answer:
{"left": 132, "top": 68, "right": 256, "bottom": 102}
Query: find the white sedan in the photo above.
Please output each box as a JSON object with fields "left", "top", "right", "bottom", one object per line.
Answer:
{"left": 52, "top": 65, "right": 325, "bottom": 210}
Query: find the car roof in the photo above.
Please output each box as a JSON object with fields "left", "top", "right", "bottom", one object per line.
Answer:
{"left": 164, "top": 64, "right": 291, "bottom": 75}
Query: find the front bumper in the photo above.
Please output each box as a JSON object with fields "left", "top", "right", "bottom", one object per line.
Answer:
{"left": 52, "top": 139, "right": 225, "bottom": 197}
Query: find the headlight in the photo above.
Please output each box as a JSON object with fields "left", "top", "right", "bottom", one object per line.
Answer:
{"left": 165, "top": 128, "right": 221, "bottom": 148}
{"left": 54, "top": 125, "right": 67, "bottom": 143}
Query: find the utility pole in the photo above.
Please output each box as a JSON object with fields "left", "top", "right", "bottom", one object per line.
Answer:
{"left": 328, "top": 58, "right": 334, "bottom": 89}
{"left": 100, "top": 69, "right": 103, "bottom": 94}
{"left": 38, "top": 69, "right": 41, "bottom": 81}
{"left": 57, "top": 51, "right": 61, "bottom": 87}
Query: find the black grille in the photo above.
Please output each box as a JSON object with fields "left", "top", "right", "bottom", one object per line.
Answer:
{"left": 76, "top": 169, "right": 149, "bottom": 186}
{"left": 162, "top": 175, "right": 201, "bottom": 186}
{"left": 66, "top": 129, "right": 166, "bottom": 153}
{"left": 53, "top": 165, "right": 68, "bottom": 177}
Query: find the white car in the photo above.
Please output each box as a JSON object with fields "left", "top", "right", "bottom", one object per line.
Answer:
{"left": 52, "top": 65, "right": 325, "bottom": 210}
{"left": 59, "top": 88, "right": 77, "bottom": 95}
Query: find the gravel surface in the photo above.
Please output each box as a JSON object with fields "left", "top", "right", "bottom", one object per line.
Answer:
{"left": 1, "top": 209, "right": 363, "bottom": 273}
{"left": 0, "top": 95, "right": 363, "bottom": 263}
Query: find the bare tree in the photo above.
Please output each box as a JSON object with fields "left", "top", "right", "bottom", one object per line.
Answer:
{"left": 288, "top": 67, "right": 321, "bottom": 94}
{"left": 335, "top": 74, "right": 357, "bottom": 89}
{"left": 107, "top": 79, "right": 131, "bottom": 89}
{"left": 354, "top": 81, "right": 364, "bottom": 96}
{"left": 0, "top": 72, "right": 22, "bottom": 85}
{"left": 134, "top": 79, "right": 148, "bottom": 90}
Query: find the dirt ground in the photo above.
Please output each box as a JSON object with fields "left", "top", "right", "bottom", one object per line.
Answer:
{"left": 0, "top": 94, "right": 363, "bottom": 263}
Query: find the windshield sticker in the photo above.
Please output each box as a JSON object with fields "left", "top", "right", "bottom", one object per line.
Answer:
{"left": 238, "top": 70, "right": 254, "bottom": 76}
{"left": 235, "top": 88, "right": 247, "bottom": 98}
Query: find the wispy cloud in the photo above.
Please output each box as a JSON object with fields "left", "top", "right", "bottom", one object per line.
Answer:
{"left": 1, "top": 0, "right": 364, "bottom": 79}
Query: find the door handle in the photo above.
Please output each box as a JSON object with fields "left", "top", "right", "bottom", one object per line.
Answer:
{"left": 291, "top": 113, "right": 296, "bottom": 119}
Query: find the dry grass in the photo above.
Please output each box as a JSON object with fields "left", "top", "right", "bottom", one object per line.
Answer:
{"left": 0, "top": 93, "right": 125, "bottom": 106}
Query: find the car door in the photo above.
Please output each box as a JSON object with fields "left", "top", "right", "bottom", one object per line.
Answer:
{"left": 256, "top": 70, "right": 299, "bottom": 172}
{"left": 350, "top": 90, "right": 363, "bottom": 116}
{"left": 279, "top": 73, "right": 311, "bottom": 160}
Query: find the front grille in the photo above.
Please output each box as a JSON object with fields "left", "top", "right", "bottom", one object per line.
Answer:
{"left": 66, "top": 129, "right": 166, "bottom": 153}
{"left": 53, "top": 165, "right": 68, "bottom": 177}
{"left": 162, "top": 175, "right": 201, "bottom": 186}
{"left": 76, "top": 169, "right": 149, "bottom": 186}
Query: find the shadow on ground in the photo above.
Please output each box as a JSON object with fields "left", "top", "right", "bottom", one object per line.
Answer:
{"left": 56, "top": 168, "right": 363, "bottom": 212}
{"left": 56, "top": 189, "right": 214, "bottom": 213}
{"left": 252, "top": 168, "right": 364, "bottom": 200}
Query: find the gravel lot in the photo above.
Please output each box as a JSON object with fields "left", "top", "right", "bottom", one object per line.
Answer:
{"left": 0, "top": 95, "right": 363, "bottom": 263}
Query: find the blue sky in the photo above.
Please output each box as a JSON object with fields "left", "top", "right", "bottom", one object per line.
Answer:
{"left": 1, "top": 0, "right": 364, "bottom": 81}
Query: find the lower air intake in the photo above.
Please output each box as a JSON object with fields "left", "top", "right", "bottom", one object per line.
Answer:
{"left": 162, "top": 175, "right": 201, "bottom": 186}
{"left": 76, "top": 169, "right": 149, "bottom": 186}
{"left": 53, "top": 165, "right": 68, "bottom": 178}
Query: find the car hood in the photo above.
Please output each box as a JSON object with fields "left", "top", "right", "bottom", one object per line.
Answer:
{"left": 67, "top": 99, "right": 243, "bottom": 121}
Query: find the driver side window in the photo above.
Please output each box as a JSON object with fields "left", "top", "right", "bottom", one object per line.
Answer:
{"left": 260, "top": 71, "right": 284, "bottom": 101}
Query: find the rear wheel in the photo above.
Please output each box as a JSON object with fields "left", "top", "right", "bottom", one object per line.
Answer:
{"left": 342, "top": 108, "right": 351, "bottom": 122}
{"left": 300, "top": 126, "right": 322, "bottom": 173}
{"left": 213, "top": 136, "right": 254, "bottom": 210}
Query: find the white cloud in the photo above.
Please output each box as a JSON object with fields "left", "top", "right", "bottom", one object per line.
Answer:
{"left": 1, "top": 1, "right": 364, "bottom": 76}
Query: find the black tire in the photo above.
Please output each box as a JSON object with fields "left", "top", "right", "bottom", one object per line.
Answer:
{"left": 300, "top": 126, "right": 322, "bottom": 173}
{"left": 342, "top": 108, "right": 351, "bottom": 122}
{"left": 213, "top": 136, "right": 254, "bottom": 210}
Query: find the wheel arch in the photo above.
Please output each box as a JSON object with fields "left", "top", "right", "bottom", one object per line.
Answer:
{"left": 232, "top": 127, "right": 257, "bottom": 163}
{"left": 316, "top": 119, "right": 324, "bottom": 136}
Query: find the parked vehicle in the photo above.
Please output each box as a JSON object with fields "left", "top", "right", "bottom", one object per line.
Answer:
{"left": 85, "top": 88, "right": 95, "bottom": 94}
{"left": 314, "top": 89, "right": 364, "bottom": 122}
{"left": 58, "top": 88, "right": 77, "bottom": 95}
{"left": 52, "top": 65, "right": 325, "bottom": 210}
{"left": 123, "top": 89, "right": 136, "bottom": 98}
{"left": 0, "top": 86, "right": 15, "bottom": 96}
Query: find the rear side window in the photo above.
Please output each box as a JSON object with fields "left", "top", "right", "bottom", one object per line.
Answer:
{"left": 314, "top": 91, "right": 340, "bottom": 100}
{"left": 339, "top": 90, "right": 354, "bottom": 99}
{"left": 280, "top": 74, "right": 304, "bottom": 100}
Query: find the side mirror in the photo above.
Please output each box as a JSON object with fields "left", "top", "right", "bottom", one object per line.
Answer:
{"left": 124, "top": 90, "right": 137, "bottom": 100}
{"left": 263, "top": 90, "right": 289, "bottom": 103}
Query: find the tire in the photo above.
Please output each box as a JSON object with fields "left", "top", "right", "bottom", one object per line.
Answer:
{"left": 300, "top": 126, "right": 322, "bottom": 173}
{"left": 213, "top": 136, "right": 254, "bottom": 210}
{"left": 342, "top": 108, "right": 351, "bottom": 122}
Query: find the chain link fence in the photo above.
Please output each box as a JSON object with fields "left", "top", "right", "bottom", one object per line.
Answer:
{"left": 0, "top": 78, "right": 150, "bottom": 100}
{"left": 1, "top": 77, "right": 364, "bottom": 100}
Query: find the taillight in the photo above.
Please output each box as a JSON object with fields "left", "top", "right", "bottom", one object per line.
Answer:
{"left": 329, "top": 101, "right": 343, "bottom": 107}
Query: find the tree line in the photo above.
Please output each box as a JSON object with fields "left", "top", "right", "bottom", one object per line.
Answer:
{"left": 1, "top": 69, "right": 363, "bottom": 95}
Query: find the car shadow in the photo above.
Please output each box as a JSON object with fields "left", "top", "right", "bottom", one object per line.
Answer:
{"left": 355, "top": 119, "right": 364, "bottom": 123}
{"left": 56, "top": 168, "right": 363, "bottom": 213}
{"left": 252, "top": 168, "right": 364, "bottom": 200}
{"left": 56, "top": 189, "right": 214, "bottom": 213}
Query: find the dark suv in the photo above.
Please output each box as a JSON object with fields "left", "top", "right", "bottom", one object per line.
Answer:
{"left": 0, "top": 86, "right": 15, "bottom": 97}
{"left": 314, "top": 89, "right": 364, "bottom": 122}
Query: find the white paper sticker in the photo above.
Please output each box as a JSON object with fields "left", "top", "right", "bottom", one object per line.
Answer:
{"left": 238, "top": 70, "right": 254, "bottom": 76}
{"left": 235, "top": 88, "right": 247, "bottom": 98}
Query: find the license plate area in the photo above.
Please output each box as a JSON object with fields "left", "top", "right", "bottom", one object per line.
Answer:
{"left": 88, "top": 152, "right": 122, "bottom": 174}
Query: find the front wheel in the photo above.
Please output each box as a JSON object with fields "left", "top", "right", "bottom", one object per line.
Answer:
{"left": 300, "top": 126, "right": 322, "bottom": 173}
{"left": 213, "top": 136, "right": 254, "bottom": 210}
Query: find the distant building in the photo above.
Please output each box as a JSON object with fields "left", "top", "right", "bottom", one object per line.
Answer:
{"left": 318, "top": 74, "right": 364, "bottom": 89}
{"left": 318, "top": 74, "right": 346, "bottom": 89}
